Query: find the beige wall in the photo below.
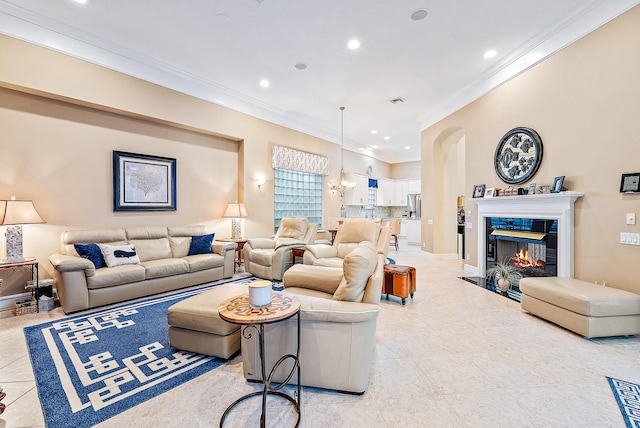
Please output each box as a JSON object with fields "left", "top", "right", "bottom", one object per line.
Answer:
{"left": 0, "top": 34, "right": 410, "bottom": 283}
{"left": 390, "top": 161, "right": 421, "bottom": 179}
{"left": 421, "top": 5, "right": 640, "bottom": 293}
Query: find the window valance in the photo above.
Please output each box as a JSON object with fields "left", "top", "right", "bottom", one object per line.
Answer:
{"left": 272, "top": 145, "right": 328, "bottom": 176}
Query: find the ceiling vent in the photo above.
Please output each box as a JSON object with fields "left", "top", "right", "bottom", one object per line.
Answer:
{"left": 389, "top": 97, "right": 405, "bottom": 104}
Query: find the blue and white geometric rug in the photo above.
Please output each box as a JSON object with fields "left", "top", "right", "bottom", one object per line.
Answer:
{"left": 24, "top": 276, "right": 265, "bottom": 428}
{"left": 608, "top": 377, "right": 640, "bottom": 427}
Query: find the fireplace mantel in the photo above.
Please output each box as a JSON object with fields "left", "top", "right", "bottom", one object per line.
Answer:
{"left": 474, "top": 192, "right": 583, "bottom": 278}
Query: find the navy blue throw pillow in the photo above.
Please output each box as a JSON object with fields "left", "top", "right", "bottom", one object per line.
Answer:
{"left": 188, "top": 233, "right": 214, "bottom": 255}
{"left": 74, "top": 243, "right": 106, "bottom": 269}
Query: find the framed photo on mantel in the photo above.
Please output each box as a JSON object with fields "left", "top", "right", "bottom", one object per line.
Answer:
{"left": 472, "top": 184, "right": 486, "bottom": 198}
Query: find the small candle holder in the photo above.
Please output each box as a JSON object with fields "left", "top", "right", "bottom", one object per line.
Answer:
{"left": 248, "top": 280, "right": 273, "bottom": 308}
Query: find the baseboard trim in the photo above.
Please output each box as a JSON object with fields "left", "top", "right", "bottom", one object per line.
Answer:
{"left": 0, "top": 292, "right": 31, "bottom": 311}
{"left": 464, "top": 263, "right": 480, "bottom": 276}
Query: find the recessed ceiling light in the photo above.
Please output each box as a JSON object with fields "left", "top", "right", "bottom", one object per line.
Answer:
{"left": 216, "top": 13, "right": 229, "bottom": 21}
{"left": 259, "top": 80, "right": 270, "bottom": 87}
{"left": 384, "top": 136, "right": 390, "bottom": 140}
{"left": 484, "top": 50, "right": 497, "bottom": 59}
{"left": 73, "top": 0, "right": 87, "bottom": 3}
{"left": 371, "top": 130, "right": 378, "bottom": 134}
{"left": 410, "top": 9, "right": 428, "bottom": 21}
{"left": 372, "top": 145, "right": 378, "bottom": 149}
{"left": 405, "top": 146, "right": 411, "bottom": 150}
{"left": 294, "top": 62, "right": 307, "bottom": 70}
{"left": 347, "top": 39, "right": 360, "bottom": 50}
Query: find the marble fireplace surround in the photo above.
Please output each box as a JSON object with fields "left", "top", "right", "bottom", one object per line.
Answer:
{"left": 473, "top": 192, "right": 583, "bottom": 278}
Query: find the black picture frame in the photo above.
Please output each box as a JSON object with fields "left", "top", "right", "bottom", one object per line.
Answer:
{"left": 472, "top": 184, "right": 486, "bottom": 198}
{"left": 620, "top": 173, "right": 640, "bottom": 193}
{"left": 551, "top": 176, "right": 565, "bottom": 193}
{"left": 113, "top": 151, "right": 176, "bottom": 211}
{"left": 494, "top": 127, "right": 543, "bottom": 185}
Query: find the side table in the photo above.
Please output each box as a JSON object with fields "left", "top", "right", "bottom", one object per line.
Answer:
{"left": 0, "top": 258, "right": 40, "bottom": 312}
{"left": 291, "top": 247, "right": 305, "bottom": 265}
{"left": 218, "top": 292, "right": 301, "bottom": 427}
{"left": 218, "top": 238, "right": 248, "bottom": 273}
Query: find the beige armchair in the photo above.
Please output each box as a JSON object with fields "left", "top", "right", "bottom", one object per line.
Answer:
{"left": 303, "top": 218, "right": 390, "bottom": 268}
{"left": 243, "top": 217, "right": 317, "bottom": 281}
{"left": 241, "top": 241, "right": 383, "bottom": 393}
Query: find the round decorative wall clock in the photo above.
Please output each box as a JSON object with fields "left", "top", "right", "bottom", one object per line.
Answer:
{"left": 493, "top": 127, "right": 543, "bottom": 185}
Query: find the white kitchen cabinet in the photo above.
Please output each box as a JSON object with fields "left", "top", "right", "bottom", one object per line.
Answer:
{"left": 377, "top": 178, "right": 395, "bottom": 206}
{"left": 394, "top": 180, "right": 407, "bottom": 205}
{"left": 344, "top": 173, "right": 370, "bottom": 205}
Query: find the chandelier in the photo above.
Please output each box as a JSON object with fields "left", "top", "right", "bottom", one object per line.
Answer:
{"left": 328, "top": 107, "right": 356, "bottom": 216}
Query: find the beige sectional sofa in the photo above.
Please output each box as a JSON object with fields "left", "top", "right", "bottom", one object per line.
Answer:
{"left": 49, "top": 226, "right": 237, "bottom": 314}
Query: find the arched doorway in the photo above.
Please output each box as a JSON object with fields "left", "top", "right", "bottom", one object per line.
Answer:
{"left": 432, "top": 127, "right": 466, "bottom": 255}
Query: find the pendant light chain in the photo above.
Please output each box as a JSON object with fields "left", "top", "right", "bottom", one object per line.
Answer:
{"left": 340, "top": 106, "right": 345, "bottom": 177}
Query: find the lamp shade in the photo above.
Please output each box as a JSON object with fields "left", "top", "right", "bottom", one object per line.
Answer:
{"left": 0, "top": 200, "right": 45, "bottom": 225}
{"left": 222, "top": 202, "right": 248, "bottom": 219}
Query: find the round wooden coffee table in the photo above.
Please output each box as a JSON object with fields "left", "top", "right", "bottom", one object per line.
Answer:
{"left": 218, "top": 292, "right": 301, "bottom": 427}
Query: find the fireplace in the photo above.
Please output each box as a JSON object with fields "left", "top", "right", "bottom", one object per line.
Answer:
{"left": 486, "top": 217, "right": 558, "bottom": 293}
{"left": 473, "top": 192, "right": 583, "bottom": 279}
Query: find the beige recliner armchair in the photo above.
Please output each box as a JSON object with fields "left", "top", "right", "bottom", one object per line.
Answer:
{"left": 243, "top": 217, "right": 317, "bottom": 281}
{"left": 303, "top": 218, "right": 390, "bottom": 267}
{"left": 241, "top": 241, "right": 383, "bottom": 393}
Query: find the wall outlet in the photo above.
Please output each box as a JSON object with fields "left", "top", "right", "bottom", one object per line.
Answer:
{"left": 627, "top": 213, "right": 636, "bottom": 225}
{"left": 427, "top": 219, "right": 433, "bottom": 225}
{"left": 466, "top": 222, "right": 472, "bottom": 229}
{"left": 422, "top": 242, "right": 426, "bottom": 248}
{"left": 466, "top": 253, "right": 470, "bottom": 260}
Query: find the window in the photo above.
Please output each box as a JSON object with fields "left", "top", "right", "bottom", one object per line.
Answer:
{"left": 274, "top": 168, "right": 323, "bottom": 232}
{"left": 366, "top": 188, "right": 376, "bottom": 209}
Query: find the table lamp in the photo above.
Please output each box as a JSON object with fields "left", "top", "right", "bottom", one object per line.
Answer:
{"left": 222, "top": 201, "right": 248, "bottom": 239}
{"left": 0, "top": 197, "right": 45, "bottom": 262}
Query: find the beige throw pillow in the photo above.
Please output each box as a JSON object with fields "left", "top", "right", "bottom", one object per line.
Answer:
{"left": 333, "top": 241, "right": 378, "bottom": 302}
{"left": 98, "top": 244, "right": 140, "bottom": 267}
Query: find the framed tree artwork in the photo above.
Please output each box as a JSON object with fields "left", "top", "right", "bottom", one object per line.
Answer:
{"left": 113, "top": 151, "right": 177, "bottom": 211}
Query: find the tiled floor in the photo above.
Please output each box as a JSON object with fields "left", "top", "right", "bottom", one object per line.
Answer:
{"left": 1, "top": 246, "right": 639, "bottom": 427}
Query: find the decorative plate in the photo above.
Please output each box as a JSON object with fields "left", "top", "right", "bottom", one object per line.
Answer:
{"left": 494, "top": 127, "right": 543, "bottom": 185}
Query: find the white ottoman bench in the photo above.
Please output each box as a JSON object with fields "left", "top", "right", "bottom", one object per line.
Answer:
{"left": 520, "top": 277, "right": 640, "bottom": 338}
{"left": 167, "top": 282, "right": 246, "bottom": 359}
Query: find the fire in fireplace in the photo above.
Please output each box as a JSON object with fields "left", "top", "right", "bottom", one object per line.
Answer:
{"left": 513, "top": 249, "right": 543, "bottom": 268}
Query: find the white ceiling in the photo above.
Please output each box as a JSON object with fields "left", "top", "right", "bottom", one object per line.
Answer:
{"left": 1, "top": 0, "right": 638, "bottom": 163}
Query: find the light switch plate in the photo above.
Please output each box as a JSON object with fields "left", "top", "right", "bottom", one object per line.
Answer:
{"left": 627, "top": 213, "right": 636, "bottom": 225}
{"left": 466, "top": 222, "right": 473, "bottom": 229}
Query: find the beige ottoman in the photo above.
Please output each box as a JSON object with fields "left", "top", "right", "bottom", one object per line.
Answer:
{"left": 520, "top": 277, "right": 640, "bottom": 338}
{"left": 167, "top": 282, "right": 246, "bottom": 359}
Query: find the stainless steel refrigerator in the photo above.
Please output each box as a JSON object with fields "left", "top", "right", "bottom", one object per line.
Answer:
{"left": 407, "top": 194, "right": 421, "bottom": 219}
